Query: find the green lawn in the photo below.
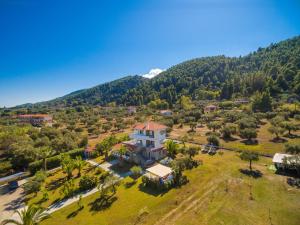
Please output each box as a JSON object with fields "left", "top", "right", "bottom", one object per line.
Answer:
{"left": 41, "top": 151, "right": 300, "bottom": 225}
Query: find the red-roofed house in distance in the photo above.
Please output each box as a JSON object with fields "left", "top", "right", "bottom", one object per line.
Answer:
{"left": 16, "top": 114, "right": 53, "bottom": 127}
{"left": 123, "top": 121, "right": 167, "bottom": 167}
{"left": 204, "top": 104, "right": 218, "bottom": 113}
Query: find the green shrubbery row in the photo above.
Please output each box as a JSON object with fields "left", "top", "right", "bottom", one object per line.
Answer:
{"left": 28, "top": 148, "right": 84, "bottom": 174}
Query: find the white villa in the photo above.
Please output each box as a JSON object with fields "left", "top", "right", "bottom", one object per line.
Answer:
{"left": 123, "top": 122, "right": 168, "bottom": 166}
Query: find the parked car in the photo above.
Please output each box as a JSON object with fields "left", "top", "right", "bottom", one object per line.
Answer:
{"left": 8, "top": 180, "right": 19, "bottom": 190}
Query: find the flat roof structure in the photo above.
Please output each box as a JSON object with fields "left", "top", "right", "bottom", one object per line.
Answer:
{"left": 272, "top": 153, "right": 292, "bottom": 164}
{"left": 146, "top": 164, "right": 172, "bottom": 178}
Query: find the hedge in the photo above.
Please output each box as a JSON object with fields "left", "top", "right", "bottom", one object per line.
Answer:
{"left": 28, "top": 148, "right": 84, "bottom": 174}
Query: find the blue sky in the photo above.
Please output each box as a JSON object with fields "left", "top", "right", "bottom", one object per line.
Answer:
{"left": 0, "top": 0, "right": 299, "bottom": 107}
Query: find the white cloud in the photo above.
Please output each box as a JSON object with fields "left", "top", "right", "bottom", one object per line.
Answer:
{"left": 142, "top": 68, "right": 164, "bottom": 79}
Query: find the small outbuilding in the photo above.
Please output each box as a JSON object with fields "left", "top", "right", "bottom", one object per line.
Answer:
{"left": 145, "top": 163, "right": 173, "bottom": 181}
{"left": 272, "top": 153, "right": 292, "bottom": 169}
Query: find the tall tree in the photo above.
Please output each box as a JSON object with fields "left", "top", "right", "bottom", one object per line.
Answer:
{"left": 36, "top": 146, "right": 53, "bottom": 171}
{"left": 239, "top": 151, "right": 259, "bottom": 171}
{"left": 74, "top": 156, "right": 85, "bottom": 177}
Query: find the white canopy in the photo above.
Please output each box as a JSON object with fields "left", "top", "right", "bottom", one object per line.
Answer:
{"left": 146, "top": 164, "right": 172, "bottom": 178}
{"left": 272, "top": 153, "right": 292, "bottom": 164}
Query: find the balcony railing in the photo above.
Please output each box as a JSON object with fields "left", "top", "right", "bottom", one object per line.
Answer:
{"left": 131, "top": 133, "right": 155, "bottom": 139}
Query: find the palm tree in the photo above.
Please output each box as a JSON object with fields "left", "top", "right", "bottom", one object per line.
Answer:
{"left": 74, "top": 156, "right": 85, "bottom": 177}
{"left": 97, "top": 139, "right": 111, "bottom": 160}
{"left": 36, "top": 146, "right": 53, "bottom": 171}
{"left": 61, "top": 155, "right": 75, "bottom": 180}
{"left": 1, "top": 204, "right": 49, "bottom": 225}
{"left": 165, "top": 140, "right": 178, "bottom": 159}
{"left": 117, "top": 145, "right": 127, "bottom": 166}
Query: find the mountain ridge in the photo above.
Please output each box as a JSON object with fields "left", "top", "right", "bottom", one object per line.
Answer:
{"left": 15, "top": 35, "right": 300, "bottom": 108}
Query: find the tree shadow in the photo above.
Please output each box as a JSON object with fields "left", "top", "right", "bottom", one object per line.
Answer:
{"left": 51, "top": 197, "right": 61, "bottom": 205}
{"left": 89, "top": 195, "right": 117, "bottom": 212}
{"left": 138, "top": 183, "right": 169, "bottom": 197}
{"left": 240, "top": 139, "right": 258, "bottom": 145}
{"left": 275, "top": 169, "right": 299, "bottom": 178}
{"left": 46, "top": 177, "right": 65, "bottom": 191}
{"left": 239, "top": 169, "right": 263, "bottom": 179}
{"left": 4, "top": 195, "right": 24, "bottom": 211}
{"left": 283, "top": 134, "right": 300, "bottom": 139}
{"left": 67, "top": 207, "right": 83, "bottom": 219}
{"left": 222, "top": 136, "right": 239, "bottom": 142}
{"left": 124, "top": 180, "right": 137, "bottom": 189}
{"left": 270, "top": 137, "right": 287, "bottom": 143}
{"left": 187, "top": 130, "right": 196, "bottom": 133}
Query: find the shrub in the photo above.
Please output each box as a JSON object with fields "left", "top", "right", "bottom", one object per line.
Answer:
{"left": 34, "top": 170, "right": 47, "bottom": 183}
{"left": 0, "top": 161, "right": 12, "bottom": 177}
{"left": 238, "top": 117, "right": 257, "bottom": 130}
{"left": 207, "top": 135, "right": 220, "bottom": 146}
{"left": 23, "top": 180, "right": 42, "bottom": 195}
{"left": 99, "top": 171, "right": 110, "bottom": 182}
{"left": 285, "top": 143, "right": 300, "bottom": 154}
{"left": 221, "top": 123, "right": 237, "bottom": 139}
{"left": 172, "top": 156, "right": 199, "bottom": 170}
{"left": 240, "top": 128, "right": 257, "bottom": 141}
{"left": 79, "top": 175, "right": 97, "bottom": 191}
{"left": 28, "top": 148, "right": 84, "bottom": 174}
{"left": 130, "top": 166, "right": 143, "bottom": 179}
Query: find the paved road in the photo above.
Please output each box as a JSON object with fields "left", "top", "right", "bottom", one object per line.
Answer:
{"left": 0, "top": 178, "right": 27, "bottom": 222}
{"left": 5, "top": 159, "right": 132, "bottom": 222}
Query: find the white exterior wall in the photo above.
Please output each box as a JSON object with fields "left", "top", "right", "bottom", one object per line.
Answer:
{"left": 131, "top": 129, "right": 166, "bottom": 149}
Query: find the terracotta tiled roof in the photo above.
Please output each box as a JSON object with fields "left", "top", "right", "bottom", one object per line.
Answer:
{"left": 134, "top": 122, "right": 167, "bottom": 131}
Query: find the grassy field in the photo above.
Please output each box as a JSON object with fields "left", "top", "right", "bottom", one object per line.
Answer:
{"left": 170, "top": 120, "right": 300, "bottom": 155}
{"left": 41, "top": 151, "right": 300, "bottom": 225}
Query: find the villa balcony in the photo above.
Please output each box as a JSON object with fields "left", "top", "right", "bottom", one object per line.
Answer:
{"left": 130, "top": 133, "right": 155, "bottom": 140}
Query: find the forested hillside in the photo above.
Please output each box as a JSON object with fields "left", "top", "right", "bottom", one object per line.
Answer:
{"left": 35, "top": 36, "right": 300, "bottom": 107}
{"left": 39, "top": 75, "right": 146, "bottom": 107}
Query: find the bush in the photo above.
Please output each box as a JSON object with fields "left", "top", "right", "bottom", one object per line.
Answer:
{"left": 28, "top": 148, "right": 84, "bottom": 174}
{"left": 285, "top": 143, "right": 300, "bottom": 154}
{"left": 141, "top": 175, "right": 174, "bottom": 191}
{"left": 207, "top": 135, "right": 220, "bottom": 146}
{"left": 99, "top": 171, "right": 110, "bottom": 182}
{"left": 0, "top": 161, "right": 12, "bottom": 177}
{"left": 240, "top": 128, "right": 257, "bottom": 141}
{"left": 79, "top": 175, "right": 97, "bottom": 191}
{"left": 130, "top": 166, "right": 143, "bottom": 179}
{"left": 172, "top": 156, "right": 199, "bottom": 170}
{"left": 221, "top": 123, "right": 237, "bottom": 139}
{"left": 23, "top": 180, "right": 42, "bottom": 195}
{"left": 34, "top": 170, "right": 47, "bottom": 183}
